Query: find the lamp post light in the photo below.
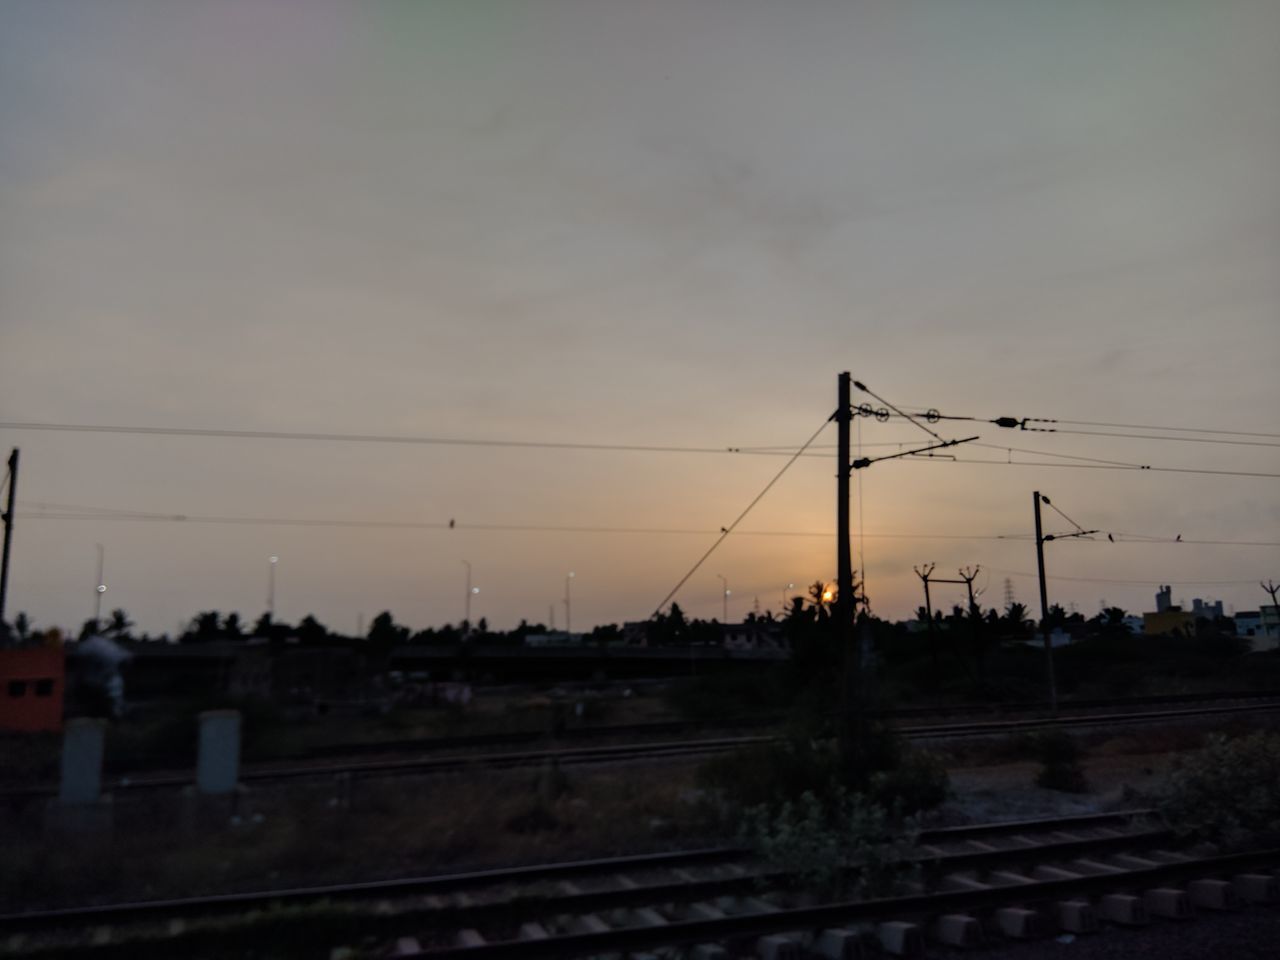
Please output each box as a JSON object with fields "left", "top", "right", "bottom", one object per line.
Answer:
{"left": 93, "top": 543, "right": 106, "bottom": 624}
{"left": 716, "top": 574, "right": 731, "bottom": 624}
{"left": 462, "top": 560, "right": 476, "bottom": 628}
{"left": 267, "top": 555, "right": 278, "bottom": 618}
{"left": 565, "top": 571, "right": 575, "bottom": 636}
{"left": 781, "top": 582, "right": 795, "bottom": 617}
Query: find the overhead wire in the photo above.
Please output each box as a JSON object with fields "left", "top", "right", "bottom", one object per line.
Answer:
{"left": 650, "top": 417, "right": 833, "bottom": 617}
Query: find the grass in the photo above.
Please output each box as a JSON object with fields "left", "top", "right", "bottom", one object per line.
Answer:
{"left": 0, "top": 760, "right": 715, "bottom": 912}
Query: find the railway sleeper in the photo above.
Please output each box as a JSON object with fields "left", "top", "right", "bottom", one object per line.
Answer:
{"left": 810, "top": 926, "right": 864, "bottom": 959}
{"left": 1055, "top": 899, "right": 1100, "bottom": 933}
{"left": 1144, "top": 887, "right": 1194, "bottom": 919}
{"left": 1188, "top": 878, "right": 1239, "bottom": 910}
{"left": 877, "top": 920, "right": 925, "bottom": 958}
{"left": 1233, "top": 872, "right": 1279, "bottom": 903}
{"left": 993, "top": 905, "right": 1051, "bottom": 939}
{"left": 931, "top": 913, "right": 985, "bottom": 947}
{"left": 1098, "top": 892, "right": 1149, "bottom": 925}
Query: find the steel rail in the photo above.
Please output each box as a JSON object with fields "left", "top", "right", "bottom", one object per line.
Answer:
{"left": 4, "top": 696, "right": 1278, "bottom": 802}
{"left": 410, "top": 847, "right": 1280, "bottom": 959}
{"left": 0, "top": 811, "right": 1154, "bottom": 931}
{"left": 13, "top": 827, "right": 1241, "bottom": 960}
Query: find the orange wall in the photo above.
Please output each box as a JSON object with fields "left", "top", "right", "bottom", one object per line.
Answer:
{"left": 0, "top": 647, "right": 65, "bottom": 732}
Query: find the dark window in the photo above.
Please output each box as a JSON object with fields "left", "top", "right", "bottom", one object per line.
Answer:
{"left": 7, "top": 680, "right": 27, "bottom": 698}
{"left": 34, "top": 679, "right": 54, "bottom": 697}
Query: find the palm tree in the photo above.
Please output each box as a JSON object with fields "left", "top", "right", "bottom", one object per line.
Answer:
{"left": 107, "top": 608, "right": 133, "bottom": 639}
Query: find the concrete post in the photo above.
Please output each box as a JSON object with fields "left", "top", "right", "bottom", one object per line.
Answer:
{"left": 196, "top": 710, "right": 241, "bottom": 795}
{"left": 59, "top": 717, "right": 106, "bottom": 804}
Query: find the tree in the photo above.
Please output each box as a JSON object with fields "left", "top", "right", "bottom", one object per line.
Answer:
{"left": 222, "top": 612, "right": 243, "bottom": 638}
{"left": 13, "top": 612, "right": 31, "bottom": 642}
{"left": 184, "top": 611, "right": 222, "bottom": 642}
{"left": 297, "top": 614, "right": 328, "bottom": 645}
{"left": 105, "top": 608, "right": 133, "bottom": 639}
{"left": 367, "top": 611, "right": 408, "bottom": 659}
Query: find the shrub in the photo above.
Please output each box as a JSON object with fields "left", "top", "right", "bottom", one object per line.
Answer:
{"left": 738, "top": 789, "right": 919, "bottom": 898}
{"left": 1159, "top": 732, "right": 1280, "bottom": 848}
{"left": 1033, "top": 730, "right": 1088, "bottom": 793}
{"left": 698, "top": 738, "right": 841, "bottom": 815}
{"left": 870, "top": 748, "right": 950, "bottom": 814}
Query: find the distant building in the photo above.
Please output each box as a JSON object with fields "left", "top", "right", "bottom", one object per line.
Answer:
{"left": 1155, "top": 585, "right": 1173, "bottom": 613}
{"left": 1144, "top": 610, "right": 1195, "bottom": 636}
{"left": 1192, "top": 598, "right": 1225, "bottom": 619}
{"left": 0, "top": 647, "right": 65, "bottom": 732}
{"left": 721, "top": 621, "right": 787, "bottom": 652}
{"left": 1238, "top": 606, "right": 1280, "bottom": 650}
{"left": 524, "top": 631, "right": 578, "bottom": 647}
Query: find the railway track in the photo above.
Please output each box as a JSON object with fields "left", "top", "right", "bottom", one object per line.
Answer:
{"left": 4, "top": 697, "right": 1278, "bottom": 804}
{"left": 4, "top": 810, "right": 1278, "bottom": 958}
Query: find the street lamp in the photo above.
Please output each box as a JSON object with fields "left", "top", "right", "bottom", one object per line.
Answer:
{"left": 267, "top": 555, "right": 278, "bottom": 618}
{"left": 565, "top": 571, "right": 575, "bottom": 636}
{"left": 93, "top": 543, "right": 106, "bottom": 623}
{"left": 716, "top": 574, "right": 731, "bottom": 623}
{"left": 462, "top": 560, "right": 479, "bottom": 630}
{"left": 781, "top": 582, "right": 795, "bottom": 616}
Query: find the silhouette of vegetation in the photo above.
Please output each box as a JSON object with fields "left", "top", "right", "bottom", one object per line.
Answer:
{"left": 1159, "top": 732, "right": 1280, "bottom": 848}
{"left": 1032, "top": 731, "right": 1089, "bottom": 793}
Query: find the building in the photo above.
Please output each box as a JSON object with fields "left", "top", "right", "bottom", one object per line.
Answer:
{"left": 0, "top": 647, "right": 65, "bottom": 732}
{"left": 1238, "top": 607, "right": 1280, "bottom": 651}
{"left": 1143, "top": 610, "right": 1195, "bottom": 636}
{"left": 720, "top": 621, "right": 787, "bottom": 652}
{"left": 1192, "top": 598, "right": 1225, "bottom": 619}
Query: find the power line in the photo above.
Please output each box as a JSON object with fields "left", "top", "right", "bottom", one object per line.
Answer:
{"left": 4, "top": 420, "right": 1275, "bottom": 478}
{"left": 895, "top": 456, "right": 1280, "bottom": 479}
{"left": 0, "top": 421, "right": 807, "bottom": 458}
{"left": 651, "top": 417, "right": 832, "bottom": 616}
{"left": 991, "top": 568, "right": 1263, "bottom": 586}
{"left": 895, "top": 408, "right": 1280, "bottom": 442}
{"left": 20, "top": 504, "right": 1277, "bottom": 546}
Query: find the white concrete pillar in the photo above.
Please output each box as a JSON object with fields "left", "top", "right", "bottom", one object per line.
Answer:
{"left": 196, "top": 709, "right": 241, "bottom": 795}
{"left": 59, "top": 717, "right": 106, "bottom": 804}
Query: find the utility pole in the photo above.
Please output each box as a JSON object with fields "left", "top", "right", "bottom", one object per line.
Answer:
{"left": 958, "top": 565, "right": 981, "bottom": 615}
{"left": 93, "top": 543, "right": 106, "bottom": 624}
{"left": 565, "top": 571, "right": 575, "bottom": 636}
{"left": 267, "top": 555, "right": 278, "bottom": 619}
{"left": 911, "top": 563, "right": 967, "bottom": 691}
{"left": 959, "top": 565, "right": 983, "bottom": 679}
{"left": 836, "top": 372, "right": 858, "bottom": 748}
{"left": 1033, "top": 491, "right": 1057, "bottom": 713}
{"left": 1263, "top": 580, "right": 1280, "bottom": 640}
{"left": 462, "top": 560, "right": 474, "bottom": 631}
{"left": 913, "top": 563, "right": 938, "bottom": 685}
{"left": 0, "top": 449, "right": 17, "bottom": 626}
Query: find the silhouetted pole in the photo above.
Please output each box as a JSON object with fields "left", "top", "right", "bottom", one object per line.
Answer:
{"left": 93, "top": 543, "right": 105, "bottom": 624}
{"left": 914, "top": 563, "right": 938, "bottom": 686}
{"left": 565, "top": 571, "right": 575, "bottom": 635}
{"left": 1263, "top": 580, "right": 1280, "bottom": 640}
{"left": 0, "top": 449, "right": 16, "bottom": 626}
{"left": 1033, "top": 491, "right": 1058, "bottom": 714}
{"left": 836, "top": 372, "right": 857, "bottom": 746}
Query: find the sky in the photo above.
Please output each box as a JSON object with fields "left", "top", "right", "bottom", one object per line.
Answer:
{"left": 1, "top": 0, "right": 1277, "bottom": 638}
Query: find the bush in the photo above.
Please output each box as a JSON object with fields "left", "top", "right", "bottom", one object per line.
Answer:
{"left": 870, "top": 748, "right": 950, "bottom": 814}
{"left": 1033, "top": 731, "right": 1088, "bottom": 793}
{"left": 739, "top": 789, "right": 919, "bottom": 898}
{"left": 1159, "top": 732, "right": 1280, "bottom": 848}
{"left": 698, "top": 738, "right": 841, "bottom": 815}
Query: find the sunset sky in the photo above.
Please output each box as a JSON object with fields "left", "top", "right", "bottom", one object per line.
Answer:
{"left": 2, "top": 0, "right": 1277, "bottom": 637}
